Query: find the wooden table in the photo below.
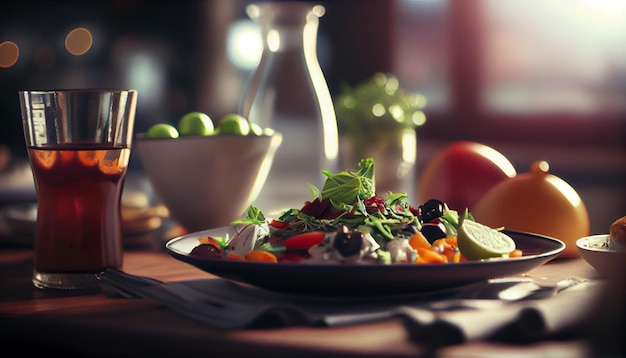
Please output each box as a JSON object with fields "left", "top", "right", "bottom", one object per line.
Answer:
{"left": 0, "top": 247, "right": 618, "bottom": 358}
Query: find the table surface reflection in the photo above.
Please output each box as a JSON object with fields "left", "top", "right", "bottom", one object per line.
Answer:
{"left": 0, "top": 245, "right": 615, "bottom": 358}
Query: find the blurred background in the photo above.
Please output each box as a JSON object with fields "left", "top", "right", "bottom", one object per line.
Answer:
{"left": 0, "top": 0, "right": 624, "bottom": 234}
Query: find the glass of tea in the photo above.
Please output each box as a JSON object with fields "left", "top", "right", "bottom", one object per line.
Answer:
{"left": 19, "top": 89, "right": 137, "bottom": 290}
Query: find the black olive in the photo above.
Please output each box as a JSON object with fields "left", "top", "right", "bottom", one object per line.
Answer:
{"left": 189, "top": 244, "right": 222, "bottom": 259}
{"left": 333, "top": 230, "right": 363, "bottom": 257}
{"left": 420, "top": 223, "right": 447, "bottom": 243}
{"left": 418, "top": 199, "right": 445, "bottom": 223}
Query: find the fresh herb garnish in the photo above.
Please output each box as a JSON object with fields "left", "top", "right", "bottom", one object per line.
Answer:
{"left": 231, "top": 205, "right": 266, "bottom": 226}
{"left": 321, "top": 157, "right": 375, "bottom": 209}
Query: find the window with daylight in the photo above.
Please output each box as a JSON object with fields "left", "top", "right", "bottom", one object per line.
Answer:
{"left": 394, "top": 0, "right": 626, "bottom": 148}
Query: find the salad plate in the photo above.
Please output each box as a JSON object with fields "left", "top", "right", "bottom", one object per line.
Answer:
{"left": 166, "top": 226, "right": 565, "bottom": 296}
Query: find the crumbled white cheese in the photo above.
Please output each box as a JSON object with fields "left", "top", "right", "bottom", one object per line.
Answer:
{"left": 386, "top": 238, "right": 417, "bottom": 263}
{"left": 307, "top": 231, "right": 382, "bottom": 263}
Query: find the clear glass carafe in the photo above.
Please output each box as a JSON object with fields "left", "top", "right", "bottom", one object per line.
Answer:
{"left": 240, "top": 1, "right": 338, "bottom": 212}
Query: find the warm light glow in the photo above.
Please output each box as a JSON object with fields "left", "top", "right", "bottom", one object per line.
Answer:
{"left": 341, "top": 95, "right": 356, "bottom": 109}
{"left": 113, "top": 37, "right": 166, "bottom": 110}
{"left": 547, "top": 175, "right": 583, "bottom": 208}
{"left": 578, "top": 0, "right": 626, "bottom": 16}
{"left": 311, "top": 5, "right": 325, "bottom": 17}
{"left": 385, "top": 76, "right": 399, "bottom": 95}
{"left": 0, "top": 41, "right": 19, "bottom": 68}
{"left": 389, "top": 104, "right": 404, "bottom": 122}
{"left": 267, "top": 29, "right": 280, "bottom": 52}
{"left": 302, "top": 7, "right": 338, "bottom": 163}
{"left": 401, "top": 129, "right": 417, "bottom": 163}
{"left": 246, "top": 3, "right": 261, "bottom": 19}
{"left": 65, "top": 27, "right": 93, "bottom": 56}
{"left": 412, "top": 111, "right": 427, "bottom": 126}
{"left": 372, "top": 103, "right": 386, "bottom": 117}
{"left": 484, "top": 0, "right": 626, "bottom": 113}
{"left": 124, "top": 51, "right": 165, "bottom": 108}
{"left": 227, "top": 20, "right": 262, "bottom": 70}
{"left": 475, "top": 145, "right": 517, "bottom": 177}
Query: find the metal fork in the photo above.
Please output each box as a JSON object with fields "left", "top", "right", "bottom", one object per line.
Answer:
{"left": 98, "top": 269, "right": 313, "bottom": 329}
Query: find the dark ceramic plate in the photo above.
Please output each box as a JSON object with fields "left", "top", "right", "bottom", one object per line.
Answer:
{"left": 166, "top": 226, "right": 565, "bottom": 296}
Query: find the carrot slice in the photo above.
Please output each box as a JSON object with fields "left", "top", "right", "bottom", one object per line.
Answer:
{"left": 408, "top": 232, "right": 431, "bottom": 250}
{"left": 225, "top": 252, "right": 246, "bottom": 261}
{"left": 433, "top": 236, "right": 458, "bottom": 262}
{"left": 245, "top": 250, "right": 278, "bottom": 263}
{"left": 416, "top": 247, "right": 448, "bottom": 264}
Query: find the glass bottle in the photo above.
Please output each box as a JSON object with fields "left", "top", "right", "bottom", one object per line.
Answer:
{"left": 240, "top": 1, "right": 338, "bottom": 212}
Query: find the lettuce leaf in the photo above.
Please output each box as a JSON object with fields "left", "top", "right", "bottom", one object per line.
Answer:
{"left": 321, "top": 157, "right": 375, "bottom": 209}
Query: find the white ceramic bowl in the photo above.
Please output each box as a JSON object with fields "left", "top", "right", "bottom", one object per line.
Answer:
{"left": 576, "top": 234, "right": 626, "bottom": 277}
{"left": 135, "top": 133, "right": 282, "bottom": 232}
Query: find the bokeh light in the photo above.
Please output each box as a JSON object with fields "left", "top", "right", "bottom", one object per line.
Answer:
{"left": 226, "top": 20, "right": 262, "bottom": 70}
{"left": 412, "top": 111, "right": 427, "bottom": 126}
{"left": 65, "top": 27, "right": 93, "bottom": 56}
{"left": 112, "top": 37, "right": 167, "bottom": 111}
{"left": 267, "top": 29, "right": 280, "bottom": 52}
{"left": 372, "top": 103, "right": 386, "bottom": 117}
{"left": 0, "top": 41, "right": 19, "bottom": 68}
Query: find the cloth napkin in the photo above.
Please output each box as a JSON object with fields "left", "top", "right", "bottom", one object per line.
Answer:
{"left": 147, "top": 276, "right": 603, "bottom": 348}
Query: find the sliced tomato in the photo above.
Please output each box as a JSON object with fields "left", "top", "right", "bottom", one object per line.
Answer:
{"left": 283, "top": 231, "right": 326, "bottom": 250}
{"left": 269, "top": 219, "right": 289, "bottom": 229}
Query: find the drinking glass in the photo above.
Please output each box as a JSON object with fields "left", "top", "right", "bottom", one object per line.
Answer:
{"left": 19, "top": 89, "right": 137, "bottom": 290}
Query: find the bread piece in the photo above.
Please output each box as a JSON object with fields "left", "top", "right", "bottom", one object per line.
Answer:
{"left": 608, "top": 216, "right": 626, "bottom": 252}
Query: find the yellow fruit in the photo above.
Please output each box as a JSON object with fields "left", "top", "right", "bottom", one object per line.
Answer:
{"left": 457, "top": 214, "right": 516, "bottom": 260}
{"left": 472, "top": 161, "right": 589, "bottom": 258}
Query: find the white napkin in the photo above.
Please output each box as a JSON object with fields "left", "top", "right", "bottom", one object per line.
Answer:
{"left": 157, "top": 277, "right": 603, "bottom": 347}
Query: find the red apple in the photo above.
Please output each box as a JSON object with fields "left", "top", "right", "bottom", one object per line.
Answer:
{"left": 416, "top": 141, "right": 516, "bottom": 212}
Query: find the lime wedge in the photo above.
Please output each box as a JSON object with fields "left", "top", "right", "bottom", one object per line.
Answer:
{"left": 457, "top": 215, "right": 516, "bottom": 260}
